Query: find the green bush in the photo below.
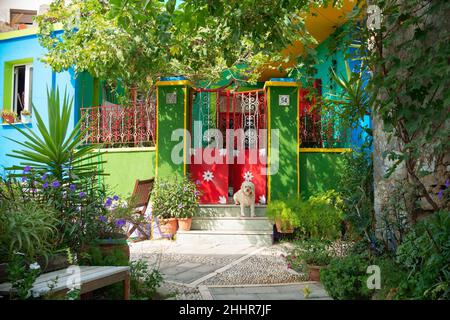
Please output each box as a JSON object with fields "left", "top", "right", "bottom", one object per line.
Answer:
{"left": 294, "top": 190, "right": 343, "bottom": 239}
{"left": 395, "top": 211, "right": 450, "bottom": 300}
{"left": 151, "top": 176, "right": 200, "bottom": 219}
{"left": 130, "top": 259, "right": 163, "bottom": 300}
{"left": 286, "top": 239, "right": 333, "bottom": 274}
{"left": 337, "top": 148, "right": 375, "bottom": 242}
{"left": 0, "top": 188, "right": 58, "bottom": 262}
{"left": 371, "top": 256, "right": 407, "bottom": 300}
{"left": 320, "top": 253, "right": 372, "bottom": 300}
{"left": 266, "top": 197, "right": 299, "bottom": 230}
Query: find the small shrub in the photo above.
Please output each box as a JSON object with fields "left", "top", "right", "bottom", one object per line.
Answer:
{"left": 286, "top": 239, "right": 335, "bottom": 275}
{"left": 320, "top": 253, "right": 372, "bottom": 300}
{"left": 395, "top": 211, "right": 450, "bottom": 300}
{"left": 266, "top": 197, "right": 299, "bottom": 230}
{"left": 294, "top": 190, "right": 343, "bottom": 239}
{"left": 130, "top": 259, "right": 163, "bottom": 300}
{"left": 0, "top": 188, "right": 58, "bottom": 262}
{"left": 151, "top": 176, "right": 200, "bottom": 219}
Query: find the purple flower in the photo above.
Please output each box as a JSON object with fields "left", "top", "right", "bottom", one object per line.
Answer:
{"left": 183, "top": 187, "right": 188, "bottom": 192}
{"left": 178, "top": 203, "right": 183, "bottom": 209}
{"left": 51, "top": 180, "right": 60, "bottom": 188}
{"left": 69, "top": 184, "right": 76, "bottom": 192}
{"left": 445, "top": 180, "right": 449, "bottom": 188}
{"left": 21, "top": 176, "right": 28, "bottom": 182}
{"left": 195, "top": 179, "right": 201, "bottom": 185}
{"left": 113, "top": 195, "right": 119, "bottom": 201}
{"left": 438, "top": 189, "right": 444, "bottom": 199}
{"left": 41, "top": 173, "right": 48, "bottom": 181}
{"left": 115, "top": 219, "right": 126, "bottom": 227}
{"left": 79, "top": 191, "right": 86, "bottom": 198}
{"left": 194, "top": 190, "right": 200, "bottom": 196}
{"left": 104, "top": 197, "right": 112, "bottom": 207}
{"left": 23, "top": 166, "right": 31, "bottom": 174}
{"left": 42, "top": 182, "right": 49, "bottom": 189}
{"left": 99, "top": 215, "right": 107, "bottom": 223}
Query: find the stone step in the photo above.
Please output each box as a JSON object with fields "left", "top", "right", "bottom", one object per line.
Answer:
{"left": 198, "top": 204, "right": 267, "bottom": 217}
{"left": 191, "top": 217, "right": 273, "bottom": 231}
{"left": 176, "top": 230, "right": 273, "bottom": 246}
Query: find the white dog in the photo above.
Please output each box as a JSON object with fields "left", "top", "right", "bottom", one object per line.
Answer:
{"left": 233, "top": 181, "right": 256, "bottom": 217}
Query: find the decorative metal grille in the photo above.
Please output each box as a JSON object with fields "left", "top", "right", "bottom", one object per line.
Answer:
{"left": 80, "top": 102, "right": 156, "bottom": 147}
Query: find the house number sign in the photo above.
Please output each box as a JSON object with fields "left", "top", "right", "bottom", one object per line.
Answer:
{"left": 278, "top": 95, "right": 290, "bottom": 106}
{"left": 166, "top": 92, "right": 177, "bottom": 104}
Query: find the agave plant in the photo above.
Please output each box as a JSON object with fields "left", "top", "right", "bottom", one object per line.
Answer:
{"left": 6, "top": 88, "right": 103, "bottom": 181}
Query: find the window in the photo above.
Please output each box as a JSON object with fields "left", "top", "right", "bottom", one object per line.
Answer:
{"left": 12, "top": 64, "right": 33, "bottom": 117}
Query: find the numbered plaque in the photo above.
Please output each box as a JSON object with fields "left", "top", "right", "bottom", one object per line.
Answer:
{"left": 278, "top": 94, "right": 290, "bottom": 106}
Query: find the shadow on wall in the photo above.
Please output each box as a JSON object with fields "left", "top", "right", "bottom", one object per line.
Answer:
{"left": 300, "top": 152, "right": 345, "bottom": 199}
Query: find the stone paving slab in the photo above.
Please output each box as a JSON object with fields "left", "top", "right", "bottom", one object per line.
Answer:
{"left": 207, "top": 283, "right": 331, "bottom": 300}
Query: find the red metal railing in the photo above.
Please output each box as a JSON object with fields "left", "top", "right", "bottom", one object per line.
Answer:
{"left": 80, "top": 102, "right": 156, "bottom": 147}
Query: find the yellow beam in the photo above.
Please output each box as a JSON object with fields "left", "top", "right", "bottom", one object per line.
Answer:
{"left": 263, "top": 81, "right": 301, "bottom": 89}
{"left": 299, "top": 148, "right": 352, "bottom": 153}
{"left": 156, "top": 80, "right": 193, "bottom": 87}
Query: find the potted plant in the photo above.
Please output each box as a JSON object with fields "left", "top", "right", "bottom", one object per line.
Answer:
{"left": 151, "top": 177, "right": 200, "bottom": 236}
{"left": 176, "top": 178, "right": 200, "bottom": 231}
{"left": 20, "top": 110, "right": 31, "bottom": 123}
{"left": 1, "top": 110, "right": 16, "bottom": 124}
{"left": 298, "top": 240, "right": 333, "bottom": 282}
{"left": 92, "top": 195, "right": 135, "bottom": 264}
{"left": 266, "top": 198, "right": 299, "bottom": 233}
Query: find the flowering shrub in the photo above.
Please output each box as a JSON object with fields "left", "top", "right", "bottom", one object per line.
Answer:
{"left": 150, "top": 176, "right": 200, "bottom": 219}
{"left": 285, "top": 239, "right": 334, "bottom": 274}
{"left": 7, "top": 252, "right": 42, "bottom": 300}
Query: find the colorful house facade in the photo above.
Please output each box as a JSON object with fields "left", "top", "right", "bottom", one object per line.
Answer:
{"left": 0, "top": 1, "right": 370, "bottom": 203}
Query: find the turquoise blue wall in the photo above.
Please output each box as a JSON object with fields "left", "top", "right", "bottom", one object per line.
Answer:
{"left": 290, "top": 26, "right": 372, "bottom": 150}
{"left": 0, "top": 34, "right": 77, "bottom": 175}
{"left": 313, "top": 31, "right": 372, "bottom": 150}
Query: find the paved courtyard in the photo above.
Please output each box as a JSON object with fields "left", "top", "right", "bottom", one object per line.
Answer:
{"left": 130, "top": 240, "right": 331, "bottom": 300}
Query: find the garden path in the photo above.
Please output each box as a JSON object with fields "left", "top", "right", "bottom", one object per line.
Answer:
{"left": 130, "top": 240, "right": 331, "bottom": 300}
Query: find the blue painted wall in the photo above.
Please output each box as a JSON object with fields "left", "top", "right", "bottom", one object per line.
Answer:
{"left": 313, "top": 29, "right": 372, "bottom": 150}
{"left": 0, "top": 33, "right": 77, "bottom": 175}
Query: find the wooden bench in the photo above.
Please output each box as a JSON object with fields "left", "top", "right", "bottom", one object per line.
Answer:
{"left": 0, "top": 266, "right": 130, "bottom": 299}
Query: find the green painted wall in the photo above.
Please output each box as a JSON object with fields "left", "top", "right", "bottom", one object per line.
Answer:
{"left": 96, "top": 149, "right": 156, "bottom": 198}
{"left": 268, "top": 85, "right": 299, "bottom": 201}
{"left": 156, "top": 85, "right": 187, "bottom": 178}
{"left": 299, "top": 152, "right": 345, "bottom": 199}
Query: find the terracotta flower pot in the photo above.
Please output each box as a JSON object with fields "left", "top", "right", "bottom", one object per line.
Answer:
{"left": 2, "top": 115, "right": 15, "bottom": 124}
{"left": 97, "top": 236, "right": 130, "bottom": 264}
{"left": 178, "top": 218, "right": 192, "bottom": 231}
{"left": 159, "top": 218, "right": 178, "bottom": 236}
{"left": 275, "top": 219, "right": 294, "bottom": 233}
{"left": 308, "top": 265, "right": 324, "bottom": 282}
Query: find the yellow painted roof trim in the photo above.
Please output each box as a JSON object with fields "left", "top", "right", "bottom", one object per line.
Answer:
{"left": 156, "top": 80, "right": 193, "bottom": 87}
{"left": 264, "top": 81, "right": 300, "bottom": 89}
{"left": 0, "top": 27, "right": 39, "bottom": 41}
{"left": 299, "top": 148, "right": 352, "bottom": 153}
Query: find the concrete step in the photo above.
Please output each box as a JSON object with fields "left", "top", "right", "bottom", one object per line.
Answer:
{"left": 176, "top": 230, "right": 273, "bottom": 246}
{"left": 191, "top": 217, "right": 273, "bottom": 231}
{"left": 198, "top": 204, "right": 267, "bottom": 217}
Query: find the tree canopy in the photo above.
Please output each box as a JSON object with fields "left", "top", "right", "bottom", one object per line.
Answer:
{"left": 36, "top": 0, "right": 343, "bottom": 90}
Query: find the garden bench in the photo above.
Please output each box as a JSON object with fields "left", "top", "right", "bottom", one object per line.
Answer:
{"left": 0, "top": 265, "right": 130, "bottom": 299}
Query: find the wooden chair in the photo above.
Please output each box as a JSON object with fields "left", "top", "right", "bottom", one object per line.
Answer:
{"left": 127, "top": 178, "right": 155, "bottom": 240}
